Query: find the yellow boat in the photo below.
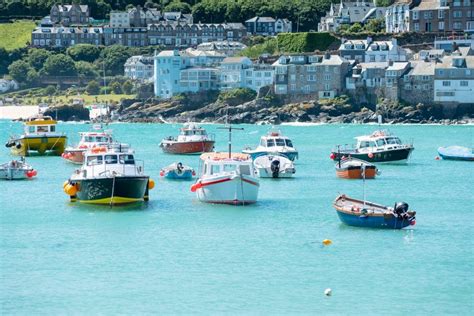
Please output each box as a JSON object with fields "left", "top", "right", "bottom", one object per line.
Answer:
{"left": 6, "top": 115, "right": 67, "bottom": 156}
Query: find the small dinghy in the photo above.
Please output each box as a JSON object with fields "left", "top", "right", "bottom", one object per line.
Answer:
{"left": 0, "top": 158, "right": 37, "bottom": 180}
{"left": 438, "top": 146, "right": 474, "bottom": 161}
{"left": 160, "top": 162, "right": 195, "bottom": 180}
{"left": 335, "top": 157, "right": 378, "bottom": 179}
{"left": 253, "top": 154, "right": 295, "bottom": 178}
{"left": 333, "top": 194, "right": 416, "bottom": 229}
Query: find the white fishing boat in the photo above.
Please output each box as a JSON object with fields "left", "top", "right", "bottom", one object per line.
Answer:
{"left": 253, "top": 154, "right": 295, "bottom": 178}
{"left": 243, "top": 128, "right": 298, "bottom": 161}
{"left": 160, "top": 162, "right": 195, "bottom": 180}
{"left": 191, "top": 152, "right": 259, "bottom": 205}
{"left": 191, "top": 125, "right": 259, "bottom": 205}
{"left": 0, "top": 158, "right": 37, "bottom": 180}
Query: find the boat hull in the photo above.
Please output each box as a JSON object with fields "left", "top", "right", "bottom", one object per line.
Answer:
{"left": 332, "top": 147, "right": 413, "bottom": 163}
{"left": 160, "top": 140, "right": 214, "bottom": 154}
{"left": 11, "top": 136, "right": 67, "bottom": 156}
{"left": 438, "top": 147, "right": 474, "bottom": 161}
{"left": 336, "top": 210, "right": 413, "bottom": 229}
{"left": 195, "top": 175, "right": 259, "bottom": 205}
{"left": 256, "top": 167, "right": 295, "bottom": 178}
{"left": 164, "top": 170, "right": 194, "bottom": 180}
{"left": 245, "top": 150, "right": 299, "bottom": 162}
{"left": 70, "top": 176, "right": 149, "bottom": 204}
{"left": 62, "top": 149, "right": 86, "bottom": 164}
{"left": 336, "top": 166, "right": 377, "bottom": 179}
{"left": 0, "top": 169, "right": 32, "bottom": 180}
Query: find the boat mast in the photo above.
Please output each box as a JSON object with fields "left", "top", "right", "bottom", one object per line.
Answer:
{"left": 362, "top": 164, "right": 366, "bottom": 208}
{"left": 218, "top": 111, "right": 243, "bottom": 158}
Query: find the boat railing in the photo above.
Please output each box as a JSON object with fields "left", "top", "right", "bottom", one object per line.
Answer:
{"left": 334, "top": 144, "right": 357, "bottom": 152}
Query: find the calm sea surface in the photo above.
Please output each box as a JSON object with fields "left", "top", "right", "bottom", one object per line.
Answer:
{"left": 0, "top": 121, "right": 473, "bottom": 314}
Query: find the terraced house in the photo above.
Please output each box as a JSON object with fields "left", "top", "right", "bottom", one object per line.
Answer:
{"left": 272, "top": 54, "right": 351, "bottom": 99}
{"left": 50, "top": 4, "right": 90, "bottom": 26}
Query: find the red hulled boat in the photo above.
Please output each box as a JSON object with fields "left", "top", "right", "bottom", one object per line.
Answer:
{"left": 62, "top": 127, "right": 114, "bottom": 164}
{"left": 160, "top": 123, "right": 215, "bottom": 154}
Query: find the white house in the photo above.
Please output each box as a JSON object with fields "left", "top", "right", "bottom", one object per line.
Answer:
{"left": 154, "top": 49, "right": 225, "bottom": 98}
{"left": 365, "top": 38, "right": 408, "bottom": 62}
{"left": 0, "top": 79, "right": 19, "bottom": 93}
{"left": 385, "top": 0, "right": 412, "bottom": 33}
{"left": 434, "top": 54, "right": 474, "bottom": 104}
{"left": 219, "top": 57, "right": 253, "bottom": 90}
{"left": 124, "top": 55, "right": 154, "bottom": 82}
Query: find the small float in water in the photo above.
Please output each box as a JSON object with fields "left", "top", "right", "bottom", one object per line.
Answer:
{"left": 0, "top": 158, "right": 37, "bottom": 180}
{"left": 160, "top": 162, "right": 195, "bottom": 180}
{"left": 333, "top": 194, "right": 416, "bottom": 229}
{"left": 253, "top": 154, "right": 295, "bottom": 178}
{"left": 437, "top": 146, "right": 474, "bottom": 161}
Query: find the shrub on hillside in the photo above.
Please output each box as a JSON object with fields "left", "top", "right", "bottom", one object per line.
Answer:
{"left": 218, "top": 88, "right": 257, "bottom": 106}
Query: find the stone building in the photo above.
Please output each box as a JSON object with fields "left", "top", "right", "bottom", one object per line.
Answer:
{"left": 400, "top": 60, "right": 436, "bottom": 104}
{"left": 245, "top": 17, "right": 292, "bottom": 35}
{"left": 273, "top": 54, "right": 351, "bottom": 99}
{"left": 50, "top": 4, "right": 90, "bottom": 26}
{"left": 32, "top": 26, "right": 103, "bottom": 47}
{"left": 410, "top": 0, "right": 474, "bottom": 33}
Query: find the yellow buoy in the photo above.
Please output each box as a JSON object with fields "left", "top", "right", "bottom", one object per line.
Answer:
{"left": 64, "top": 184, "right": 77, "bottom": 196}
{"left": 148, "top": 179, "right": 155, "bottom": 190}
{"left": 322, "top": 239, "right": 332, "bottom": 246}
{"left": 63, "top": 180, "right": 69, "bottom": 189}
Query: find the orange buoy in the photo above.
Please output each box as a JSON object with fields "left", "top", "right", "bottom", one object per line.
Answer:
{"left": 148, "top": 179, "right": 155, "bottom": 190}
{"left": 64, "top": 184, "right": 77, "bottom": 196}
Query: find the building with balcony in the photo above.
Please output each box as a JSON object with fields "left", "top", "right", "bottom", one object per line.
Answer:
{"left": 124, "top": 55, "right": 154, "bottom": 82}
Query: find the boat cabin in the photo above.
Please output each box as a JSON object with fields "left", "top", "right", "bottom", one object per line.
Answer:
{"left": 80, "top": 132, "right": 113, "bottom": 144}
{"left": 79, "top": 144, "right": 143, "bottom": 178}
{"left": 176, "top": 123, "right": 212, "bottom": 142}
{"left": 355, "top": 131, "right": 405, "bottom": 152}
{"left": 24, "top": 116, "right": 58, "bottom": 135}
{"left": 200, "top": 153, "right": 253, "bottom": 177}
{"left": 260, "top": 135, "right": 294, "bottom": 148}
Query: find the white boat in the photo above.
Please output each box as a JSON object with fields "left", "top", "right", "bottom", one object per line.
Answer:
{"left": 253, "top": 154, "right": 295, "bottom": 178}
{"left": 0, "top": 158, "right": 37, "bottom": 180}
{"left": 243, "top": 129, "right": 298, "bottom": 161}
{"left": 160, "top": 162, "right": 195, "bottom": 180}
{"left": 62, "top": 125, "right": 115, "bottom": 164}
{"left": 191, "top": 152, "right": 259, "bottom": 205}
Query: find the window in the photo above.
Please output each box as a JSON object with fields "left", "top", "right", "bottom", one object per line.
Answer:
{"left": 438, "top": 10, "right": 445, "bottom": 19}
{"left": 37, "top": 126, "right": 48, "bottom": 133}
{"left": 223, "top": 164, "right": 236, "bottom": 172}
{"left": 439, "top": 21, "right": 445, "bottom": 30}
{"left": 105, "top": 155, "right": 118, "bottom": 164}
{"left": 308, "top": 74, "right": 316, "bottom": 81}
{"left": 210, "top": 164, "right": 220, "bottom": 174}
{"left": 239, "top": 165, "right": 251, "bottom": 175}
{"left": 412, "top": 11, "right": 419, "bottom": 20}
{"left": 442, "top": 81, "right": 451, "bottom": 87}
{"left": 29, "top": 126, "right": 35, "bottom": 133}
{"left": 285, "top": 139, "right": 293, "bottom": 148}
{"left": 376, "top": 139, "right": 386, "bottom": 146}
{"left": 87, "top": 156, "right": 103, "bottom": 166}
{"left": 324, "top": 74, "right": 331, "bottom": 80}
{"left": 453, "top": 11, "right": 462, "bottom": 18}
{"left": 460, "top": 81, "right": 468, "bottom": 87}
{"left": 275, "top": 139, "right": 286, "bottom": 146}
{"left": 266, "top": 139, "right": 275, "bottom": 147}
{"left": 119, "top": 154, "right": 135, "bottom": 164}
{"left": 414, "top": 23, "right": 420, "bottom": 31}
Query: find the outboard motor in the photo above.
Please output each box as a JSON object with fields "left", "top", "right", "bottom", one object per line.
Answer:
{"left": 394, "top": 202, "right": 409, "bottom": 217}
{"left": 5, "top": 140, "right": 14, "bottom": 148}
{"left": 177, "top": 162, "right": 183, "bottom": 174}
{"left": 270, "top": 159, "right": 280, "bottom": 178}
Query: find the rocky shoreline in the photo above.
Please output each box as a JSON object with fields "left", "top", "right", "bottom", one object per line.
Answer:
{"left": 114, "top": 96, "right": 473, "bottom": 125}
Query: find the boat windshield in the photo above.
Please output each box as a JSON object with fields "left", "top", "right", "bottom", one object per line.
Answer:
{"left": 119, "top": 154, "right": 135, "bottom": 165}
{"left": 359, "top": 141, "right": 376, "bottom": 148}
{"left": 105, "top": 154, "right": 118, "bottom": 164}
{"left": 376, "top": 139, "right": 386, "bottom": 146}
{"left": 285, "top": 139, "right": 293, "bottom": 147}
{"left": 37, "top": 126, "right": 49, "bottom": 133}
{"left": 87, "top": 155, "right": 103, "bottom": 166}
{"left": 275, "top": 138, "right": 286, "bottom": 146}
{"left": 266, "top": 139, "right": 275, "bottom": 147}
{"left": 223, "top": 164, "right": 236, "bottom": 172}
{"left": 184, "top": 129, "right": 205, "bottom": 136}
{"left": 386, "top": 137, "right": 402, "bottom": 145}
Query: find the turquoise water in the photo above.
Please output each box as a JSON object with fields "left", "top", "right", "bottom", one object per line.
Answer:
{"left": 1, "top": 121, "right": 473, "bottom": 314}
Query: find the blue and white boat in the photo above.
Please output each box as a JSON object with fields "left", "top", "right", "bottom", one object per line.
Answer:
{"left": 438, "top": 146, "right": 474, "bottom": 161}
{"left": 160, "top": 162, "right": 195, "bottom": 180}
{"left": 333, "top": 195, "right": 416, "bottom": 229}
{"left": 243, "top": 129, "right": 298, "bottom": 161}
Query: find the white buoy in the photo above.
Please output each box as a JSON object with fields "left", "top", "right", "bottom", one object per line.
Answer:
{"left": 324, "top": 288, "right": 332, "bottom": 296}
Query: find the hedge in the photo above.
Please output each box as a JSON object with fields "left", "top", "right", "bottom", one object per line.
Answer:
{"left": 276, "top": 32, "right": 339, "bottom": 53}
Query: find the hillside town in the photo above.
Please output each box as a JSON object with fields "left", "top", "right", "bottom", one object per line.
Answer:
{"left": 1, "top": 0, "right": 473, "bottom": 122}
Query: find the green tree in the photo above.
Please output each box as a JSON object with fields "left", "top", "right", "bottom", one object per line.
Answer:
{"left": 164, "top": 1, "right": 192, "bottom": 13}
{"left": 28, "top": 48, "right": 52, "bottom": 71}
{"left": 110, "top": 81, "right": 122, "bottom": 94}
{"left": 67, "top": 44, "right": 101, "bottom": 63}
{"left": 42, "top": 54, "right": 77, "bottom": 76}
{"left": 86, "top": 80, "right": 101, "bottom": 95}
{"left": 122, "top": 80, "right": 134, "bottom": 95}
{"left": 100, "top": 45, "right": 133, "bottom": 75}
{"left": 75, "top": 61, "right": 99, "bottom": 78}
{"left": 8, "top": 60, "right": 32, "bottom": 83}
{"left": 348, "top": 23, "right": 363, "bottom": 33}
{"left": 44, "top": 85, "right": 57, "bottom": 96}
{"left": 364, "top": 18, "right": 385, "bottom": 33}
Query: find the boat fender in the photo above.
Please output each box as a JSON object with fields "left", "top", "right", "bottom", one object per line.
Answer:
{"left": 16, "top": 143, "right": 22, "bottom": 149}
{"left": 368, "top": 152, "right": 374, "bottom": 159}
{"left": 64, "top": 183, "right": 77, "bottom": 196}
{"left": 192, "top": 170, "right": 196, "bottom": 176}
{"left": 148, "top": 179, "right": 155, "bottom": 190}
{"left": 330, "top": 153, "right": 336, "bottom": 160}
{"left": 63, "top": 180, "right": 69, "bottom": 188}
{"left": 159, "top": 170, "right": 165, "bottom": 177}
